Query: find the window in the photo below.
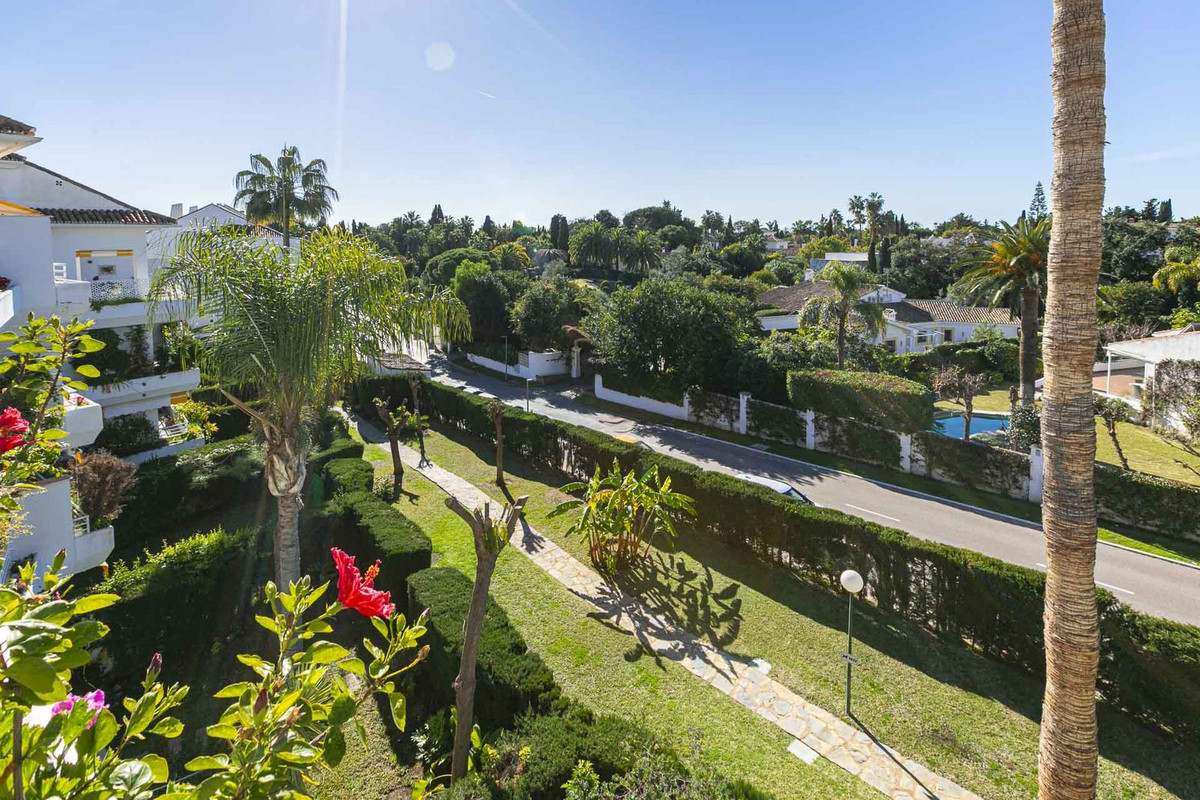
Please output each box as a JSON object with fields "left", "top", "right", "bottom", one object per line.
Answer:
{"left": 884, "top": 339, "right": 897, "bottom": 353}
{"left": 943, "top": 328, "right": 954, "bottom": 343}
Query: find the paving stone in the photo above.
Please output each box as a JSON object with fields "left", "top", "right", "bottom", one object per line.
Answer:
{"left": 787, "top": 738, "right": 819, "bottom": 765}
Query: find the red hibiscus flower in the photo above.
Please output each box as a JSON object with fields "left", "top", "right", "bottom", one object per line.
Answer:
{"left": 0, "top": 407, "right": 29, "bottom": 455}
{"left": 331, "top": 547, "right": 395, "bottom": 619}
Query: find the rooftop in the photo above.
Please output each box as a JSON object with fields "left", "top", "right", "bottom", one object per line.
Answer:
{"left": 33, "top": 207, "right": 177, "bottom": 226}
{"left": 0, "top": 115, "right": 36, "bottom": 136}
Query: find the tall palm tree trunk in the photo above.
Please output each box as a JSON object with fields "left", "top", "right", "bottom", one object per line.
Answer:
{"left": 1039, "top": 2, "right": 1106, "bottom": 798}
{"left": 1020, "top": 286, "right": 1041, "bottom": 405}
{"left": 265, "top": 432, "right": 306, "bottom": 587}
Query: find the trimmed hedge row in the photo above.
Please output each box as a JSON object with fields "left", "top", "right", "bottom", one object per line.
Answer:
{"left": 787, "top": 369, "right": 934, "bottom": 433}
{"left": 913, "top": 431, "right": 1031, "bottom": 500}
{"left": 600, "top": 372, "right": 687, "bottom": 405}
{"left": 117, "top": 436, "right": 266, "bottom": 546}
{"left": 360, "top": 375, "right": 1200, "bottom": 737}
{"left": 1095, "top": 463, "right": 1200, "bottom": 540}
{"left": 892, "top": 338, "right": 1021, "bottom": 385}
{"left": 816, "top": 414, "right": 901, "bottom": 467}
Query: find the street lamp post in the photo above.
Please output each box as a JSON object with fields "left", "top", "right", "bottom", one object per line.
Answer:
{"left": 840, "top": 569, "right": 864, "bottom": 716}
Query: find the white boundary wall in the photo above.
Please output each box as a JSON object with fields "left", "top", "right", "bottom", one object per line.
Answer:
{"left": 468, "top": 351, "right": 568, "bottom": 380}
{"left": 594, "top": 374, "right": 689, "bottom": 421}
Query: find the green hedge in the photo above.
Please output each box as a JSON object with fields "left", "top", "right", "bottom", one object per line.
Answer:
{"left": 599, "top": 372, "right": 687, "bottom": 405}
{"left": 816, "top": 414, "right": 901, "bottom": 467}
{"left": 407, "top": 567, "right": 564, "bottom": 731}
{"left": 787, "top": 369, "right": 933, "bottom": 433}
{"left": 913, "top": 431, "right": 1031, "bottom": 500}
{"left": 117, "top": 437, "right": 266, "bottom": 546}
{"left": 747, "top": 399, "right": 807, "bottom": 446}
{"left": 207, "top": 400, "right": 269, "bottom": 442}
{"left": 462, "top": 340, "right": 518, "bottom": 366}
{"left": 892, "top": 339, "right": 1021, "bottom": 385}
{"left": 1095, "top": 464, "right": 1200, "bottom": 540}
{"left": 406, "top": 376, "right": 1200, "bottom": 737}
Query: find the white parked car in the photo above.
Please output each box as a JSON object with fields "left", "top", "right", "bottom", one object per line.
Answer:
{"left": 735, "top": 473, "right": 814, "bottom": 505}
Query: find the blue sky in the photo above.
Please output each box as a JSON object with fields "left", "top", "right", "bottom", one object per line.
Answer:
{"left": 5, "top": 0, "right": 1199, "bottom": 229}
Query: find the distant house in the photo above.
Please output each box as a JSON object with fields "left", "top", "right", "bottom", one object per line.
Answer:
{"left": 808, "top": 251, "right": 869, "bottom": 273}
{"left": 763, "top": 234, "right": 791, "bottom": 253}
{"left": 756, "top": 277, "right": 1018, "bottom": 354}
{"left": 1100, "top": 327, "right": 1200, "bottom": 431}
{"left": 147, "top": 202, "right": 285, "bottom": 272}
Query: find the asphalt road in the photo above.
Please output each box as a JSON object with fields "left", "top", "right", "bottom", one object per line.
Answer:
{"left": 431, "top": 363, "right": 1200, "bottom": 626}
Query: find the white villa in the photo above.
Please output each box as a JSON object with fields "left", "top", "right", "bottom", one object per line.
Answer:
{"left": 1099, "top": 326, "right": 1200, "bottom": 431}
{"left": 0, "top": 113, "right": 204, "bottom": 576}
{"left": 757, "top": 274, "right": 1019, "bottom": 354}
{"left": 808, "top": 250, "right": 869, "bottom": 272}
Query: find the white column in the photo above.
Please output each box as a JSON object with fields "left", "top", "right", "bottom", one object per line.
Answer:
{"left": 899, "top": 433, "right": 912, "bottom": 472}
{"left": 594, "top": 373, "right": 602, "bottom": 395}
{"left": 1028, "top": 445, "right": 1044, "bottom": 503}
{"left": 683, "top": 391, "right": 692, "bottom": 422}
{"left": 1105, "top": 351, "right": 1112, "bottom": 395}
{"left": 805, "top": 410, "right": 815, "bottom": 449}
{"left": 738, "top": 392, "right": 750, "bottom": 435}
{"left": 571, "top": 346, "right": 582, "bottom": 379}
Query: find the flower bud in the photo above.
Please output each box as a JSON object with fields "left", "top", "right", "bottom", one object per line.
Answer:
{"left": 146, "top": 652, "right": 162, "bottom": 684}
{"left": 419, "top": 607, "right": 431, "bottom": 623}
{"left": 253, "top": 687, "right": 269, "bottom": 715}
{"left": 417, "top": 644, "right": 430, "bottom": 662}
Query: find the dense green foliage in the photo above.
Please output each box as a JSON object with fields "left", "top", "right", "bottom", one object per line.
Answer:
{"left": 891, "top": 337, "right": 1021, "bottom": 385}
{"left": 510, "top": 277, "right": 586, "bottom": 351}
{"left": 427, "top": 247, "right": 499, "bottom": 286}
{"left": 1094, "top": 463, "right": 1200, "bottom": 540}
{"left": 91, "top": 412, "right": 165, "bottom": 456}
{"left": 117, "top": 436, "right": 266, "bottom": 546}
{"left": 912, "top": 432, "right": 1031, "bottom": 499}
{"left": 817, "top": 415, "right": 901, "bottom": 467}
{"left": 787, "top": 369, "right": 934, "bottom": 433}
{"left": 387, "top": 377, "right": 1200, "bottom": 738}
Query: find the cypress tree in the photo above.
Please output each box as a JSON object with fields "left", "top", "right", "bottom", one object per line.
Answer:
{"left": 867, "top": 240, "right": 878, "bottom": 272}
{"left": 1029, "top": 181, "right": 1048, "bottom": 222}
{"left": 880, "top": 235, "right": 892, "bottom": 276}
{"left": 1158, "top": 199, "right": 1173, "bottom": 223}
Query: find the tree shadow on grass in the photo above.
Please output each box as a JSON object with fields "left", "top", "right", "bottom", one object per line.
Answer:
{"left": 609, "top": 552, "right": 743, "bottom": 651}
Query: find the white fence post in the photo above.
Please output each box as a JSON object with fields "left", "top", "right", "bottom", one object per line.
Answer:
{"left": 683, "top": 391, "right": 692, "bottom": 422}
{"left": 804, "top": 410, "right": 815, "bottom": 449}
{"left": 1028, "top": 445, "right": 1044, "bottom": 503}
{"left": 594, "top": 373, "right": 602, "bottom": 394}
{"left": 899, "top": 433, "right": 912, "bottom": 472}
{"left": 738, "top": 392, "right": 750, "bottom": 435}
{"left": 571, "top": 346, "right": 582, "bottom": 379}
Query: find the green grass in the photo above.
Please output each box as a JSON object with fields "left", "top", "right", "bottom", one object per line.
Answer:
{"left": 1095, "top": 420, "right": 1200, "bottom": 486}
{"left": 313, "top": 673, "right": 412, "bottom": 800}
{"left": 370, "top": 457, "right": 873, "bottom": 800}
{"left": 936, "top": 386, "right": 1015, "bottom": 414}
{"left": 403, "top": 425, "right": 1199, "bottom": 800}
{"left": 575, "top": 392, "right": 1200, "bottom": 567}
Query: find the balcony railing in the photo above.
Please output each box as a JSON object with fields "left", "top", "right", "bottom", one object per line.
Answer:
{"left": 72, "top": 514, "right": 91, "bottom": 537}
{"left": 91, "top": 278, "right": 150, "bottom": 304}
{"left": 158, "top": 416, "right": 190, "bottom": 439}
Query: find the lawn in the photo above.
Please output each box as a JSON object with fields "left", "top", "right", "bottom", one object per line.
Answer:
{"left": 369, "top": 454, "right": 874, "bottom": 800}
{"left": 394, "top": 426, "right": 1198, "bottom": 800}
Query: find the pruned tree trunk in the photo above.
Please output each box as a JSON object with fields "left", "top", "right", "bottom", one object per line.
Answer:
{"left": 490, "top": 402, "right": 505, "bottom": 486}
{"left": 1105, "top": 421, "right": 1129, "bottom": 470}
{"left": 407, "top": 372, "right": 427, "bottom": 463}
{"left": 444, "top": 494, "right": 528, "bottom": 782}
{"left": 1040, "top": 2, "right": 1106, "bottom": 798}
{"left": 373, "top": 397, "right": 404, "bottom": 488}
{"left": 963, "top": 397, "right": 974, "bottom": 442}
{"left": 1020, "top": 285, "right": 1041, "bottom": 406}
{"left": 264, "top": 431, "right": 306, "bottom": 588}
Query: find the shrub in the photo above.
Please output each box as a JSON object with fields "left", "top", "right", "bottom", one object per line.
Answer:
{"left": 891, "top": 338, "right": 1021, "bottom": 385}
{"left": 462, "top": 340, "right": 518, "bottom": 366}
{"left": 70, "top": 450, "right": 137, "bottom": 527}
{"left": 817, "top": 415, "right": 901, "bottom": 467}
{"left": 1094, "top": 463, "right": 1200, "bottom": 540}
{"left": 91, "top": 413, "right": 164, "bottom": 457}
{"left": 116, "top": 436, "right": 266, "bottom": 545}
{"left": 913, "top": 431, "right": 1030, "bottom": 499}
{"left": 407, "top": 567, "right": 563, "bottom": 732}
{"left": 787, "top": 369, "right": 933, "bottom": 433}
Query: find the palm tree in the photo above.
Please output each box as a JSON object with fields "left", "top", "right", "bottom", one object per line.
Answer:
{"left": 953, "top": 215, "right": 1050, "bottom": 406}
{"left": 568, "top": 221, "right": 611, "bottom": 268}
{"left": 152, "top": 227, "right": 469, "bottom": 587}
{"left": 233, "top": 146, "right": 338, "bottom": 250}
{"left": 610, "top": 227, "right": 633, "bottom": 271}
{"left": 800, "top": 262, "right": 885, "bottom": 368}
{"left": 626, "top": 230, "right": 662, "bottom": 274}
{"left": 848, "top": 195, "right": 866, "bottom": 240}
{"left": 1152, "top": 254, "right": 1200, "bottom": 294}
{"left": 865, "top": 192, "right": 885, "bottom": 243}
{"left": 491, "top": 242, "right": 531, "bottom": 272}
{"left": 1038, "top": 2, "right": 1106, "bottom": 798}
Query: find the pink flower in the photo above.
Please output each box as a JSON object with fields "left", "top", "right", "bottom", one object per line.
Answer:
{"left": 51, "top": 690, "right": 107, "bottom": 729}
{"left": 331, "top": 548, "right": 395, "bottom": 619}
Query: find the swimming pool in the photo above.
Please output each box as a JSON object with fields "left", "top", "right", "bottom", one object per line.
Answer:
{"left": 930, "top": 412, "right": 1009, "bottom": 439}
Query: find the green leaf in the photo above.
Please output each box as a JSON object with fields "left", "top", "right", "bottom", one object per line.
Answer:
{"left": 4, "top": 656, "right": 59, "bottom": 694}
{"left": 151, "top": 716, "right": 184, "bottom": 738}
{"left": 74, "top": 364, "right": 101, "bottom": 378}
{"left": 184, "top": 754, "right": 230, "bottom": 772}
{"left": 275, "top": 740, "right": 319, "bottom": 765}
{"left": 389, "top": 691, "right": 407, "bottom": 732}
{"left": 303, "top": 640, "right": 350, "bottom": 665}
{"left": 110, "top": 760, "right": 154, "bottom": 792}
{"left": 74, "top": 593, "right": 119, "bottom": 615}
{"left": 206, "top": 723, "right": 238, "bottom": 740}
{"left": 327, "top": 695, "right": 356, "bottom": 727}
{"left": 354, "top": 718, "right": 368, "bottom": 750}
{"left": 141, "top": 753, "right": 169, "bottom": 782}
{"left": 75, "top": 335, "right": 107, "bottom": 353}
{"left": 323, "top": 726, "right": 347, "bottom": 767}
{"left": 339, "top": 657, "right": 365, "bottom": 677}
{"left": 370, "top": 616, "right": 389, "bottom": 639}
{"left": 255, "top": 614, "right": 279, "bottom": 634}
{"left": 27, "top": 599, "right": 74, "bottom": 626}
{"left": 124, "top": 692, "right": 157, "bottom": 739}
{"left": 213, "top": 681, "right": 256, "bottom": 699}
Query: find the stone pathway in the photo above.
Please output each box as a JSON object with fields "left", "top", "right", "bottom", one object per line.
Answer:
{"left": 351, "top": 415, "right": 979, "bottom": 800}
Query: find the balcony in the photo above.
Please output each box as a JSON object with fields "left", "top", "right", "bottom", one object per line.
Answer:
{"left": 73, "top": 519, "right": 114, "bottom": 574}
{"left": 61, "top": 391, "right": 104, "bottom": 449}
{"left": 91, "top": 368, "right": 202, "bottom": 417}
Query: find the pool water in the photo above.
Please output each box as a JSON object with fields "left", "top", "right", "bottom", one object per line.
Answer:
{"left": 930, "top": 413, "right": 1008, "bottom": 439}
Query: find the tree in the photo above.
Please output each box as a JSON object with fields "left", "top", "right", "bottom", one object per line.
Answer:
{"left": 1030, "top": 181, "right": 1049, "bottom": 222}
{"left": 550, "top": 213, "right": 570, "bottom": 251}
{"left": 953, "top": 215, "right": 1050, "bottom": 406}
{"left": 800, "top": 262, "right": 885, "bottom": 369}
{"left": 374, "top": 396, "right": 406, "bottom": 491}
{"left": 453, "top": 260, "right": 512, "bottom": 342}
{"left": 867, "top": 240, "right": 877, "bottom": 272}
{"left": 490, "top": 400, "right": 505, "bottom": 485}
{"left": 879, "top": 235, "right": 892, "bottom": 277}
{"left": 406, "top": 372, "right": 428, "bottom": 463}
{"left": 69, "top": 450, "right": 137, "bottom": 528}
{"left": 1158, "top": 198, "right": 1174, "bottom": 223}
{"left": 865, "top": 192, "right": 885, "bottom": 243}
{"left": 1038, "top": 1, "right": 1106, "bottom": 796}
{"left": 481, "top": 215, "right": 497, "bottom": 236}
{"left": 931, "top": 367, "right": 988, "bottom": 441}
{"left": 594, "top": 209, "right": 620, "bottom": 229}
{"left": 511, "top": 277, "right": 584, "bottom": 351}
{"left": 233, "top": 145, "right": 338, "bottom": 249}
{"left": 444, "top": 494, "right": 528, "bottom": 781}
{"left": 847, "top": 195, "right": 866, "bottom": 240}
{"left": 569, "top": 221, "right": 612, "bottom": 268}
{"left": 1102, "top": 218, "right": 1169, "bottom": 282}
{"left": 1140, "top": 198, "right": 1159, "bottom": 221}
{"left": 430, "top": 203, "right": 445, "bottom": 224}
{"left": 1093, "top": 395, "right": 1131, "bottom": 470}
{"left": 549, "top": 461, "right": 694, "bottom": 572}
{"left": 626, "top": 230, "right": 662, "bottom": 274}
{"left": 425, "top": 247, "right": 497, "bottom": 286}
{"left": 492, "top": 241, "right": 531, "bottom": 272}
{"left": 154, "top": 227, "right": 469, "bottom": 587}
{"left": 1152, "top": 252, "right": 1200, "bottom": 294}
